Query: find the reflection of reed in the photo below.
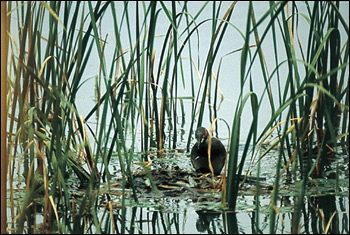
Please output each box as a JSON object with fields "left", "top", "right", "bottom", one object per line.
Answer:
{"left": 308, "top": 195, "right": 338, "bottom": 234}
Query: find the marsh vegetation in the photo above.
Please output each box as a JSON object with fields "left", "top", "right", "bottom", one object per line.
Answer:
{"left": 3, "top": 1, "right": 349, "bottom": 233}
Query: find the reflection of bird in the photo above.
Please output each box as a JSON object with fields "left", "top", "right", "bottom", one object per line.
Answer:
{"left": 191, "top": 127, "right": 226, "bottom": 175}
{"left": 196, "top": 210, "right": 221, "bottom": 232}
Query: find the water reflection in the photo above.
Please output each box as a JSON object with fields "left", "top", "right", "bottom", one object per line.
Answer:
{"left": 6, "top": 192, "right": 348, "bottom": 233}
{"left": 94, "top": 194, "right": 348, "bottom": 234}
{"left": 196, "top": 210, "right": 224, "bottom": 233}
{"left": 306, "top": 195, "right": 348, "bottom": 234}
{"left": 88, "top": 150, "right": 348, "bottom": 234}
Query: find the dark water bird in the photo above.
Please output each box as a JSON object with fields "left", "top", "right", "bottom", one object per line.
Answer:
{"left": 190, "top": 127, "right": 226, "bottom": 175}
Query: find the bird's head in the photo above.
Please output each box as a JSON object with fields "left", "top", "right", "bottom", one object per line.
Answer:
{"left": 195, "top": 127, "right": 208, "bottom": 149}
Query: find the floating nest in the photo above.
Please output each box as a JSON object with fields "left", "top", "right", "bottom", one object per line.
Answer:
{"left": 111, "top": 158, "right": 269, "bottom": 204}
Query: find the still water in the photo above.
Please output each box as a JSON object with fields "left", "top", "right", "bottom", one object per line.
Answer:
{"left": 87, "top": 143, "right": 349, "bottom": 234}
{"left": 94, "top": 196, "right": 348, "bottom": 234}
{"left": 8, "top": 140, "right": 349, "bottom": 233}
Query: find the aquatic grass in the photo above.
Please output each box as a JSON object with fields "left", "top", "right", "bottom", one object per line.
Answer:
{"left": 1, "top": 2, "right": 9, "bottom": 234}
{"left": 222, "top": 1, "right": 349, "bottom": 233}
{"left": 6, "top": 2, "right": 114, "bottom": 233}
{"left": 221, "top": 3, "right": 348, "bottom": 235}
{"left": 225, "top": 1, "right": 263, "bottom": 210}
{"left": 186, "top": 2, "right": 237, "bottom": 152}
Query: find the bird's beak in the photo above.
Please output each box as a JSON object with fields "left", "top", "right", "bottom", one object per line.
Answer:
{"left": 196, "top": 136, "right": 205, "bottom": 149}
{"left": 196, "top": 137, "right": 201, "bottom": 149}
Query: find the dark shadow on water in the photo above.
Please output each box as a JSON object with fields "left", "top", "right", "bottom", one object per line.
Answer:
{"left": 196, "top": 210, "right": 225, "bottom": 233}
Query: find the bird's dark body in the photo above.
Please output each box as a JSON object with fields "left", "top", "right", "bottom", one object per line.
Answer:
{"left": 190, "top": 127, "right": 226, "bottom": 175}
